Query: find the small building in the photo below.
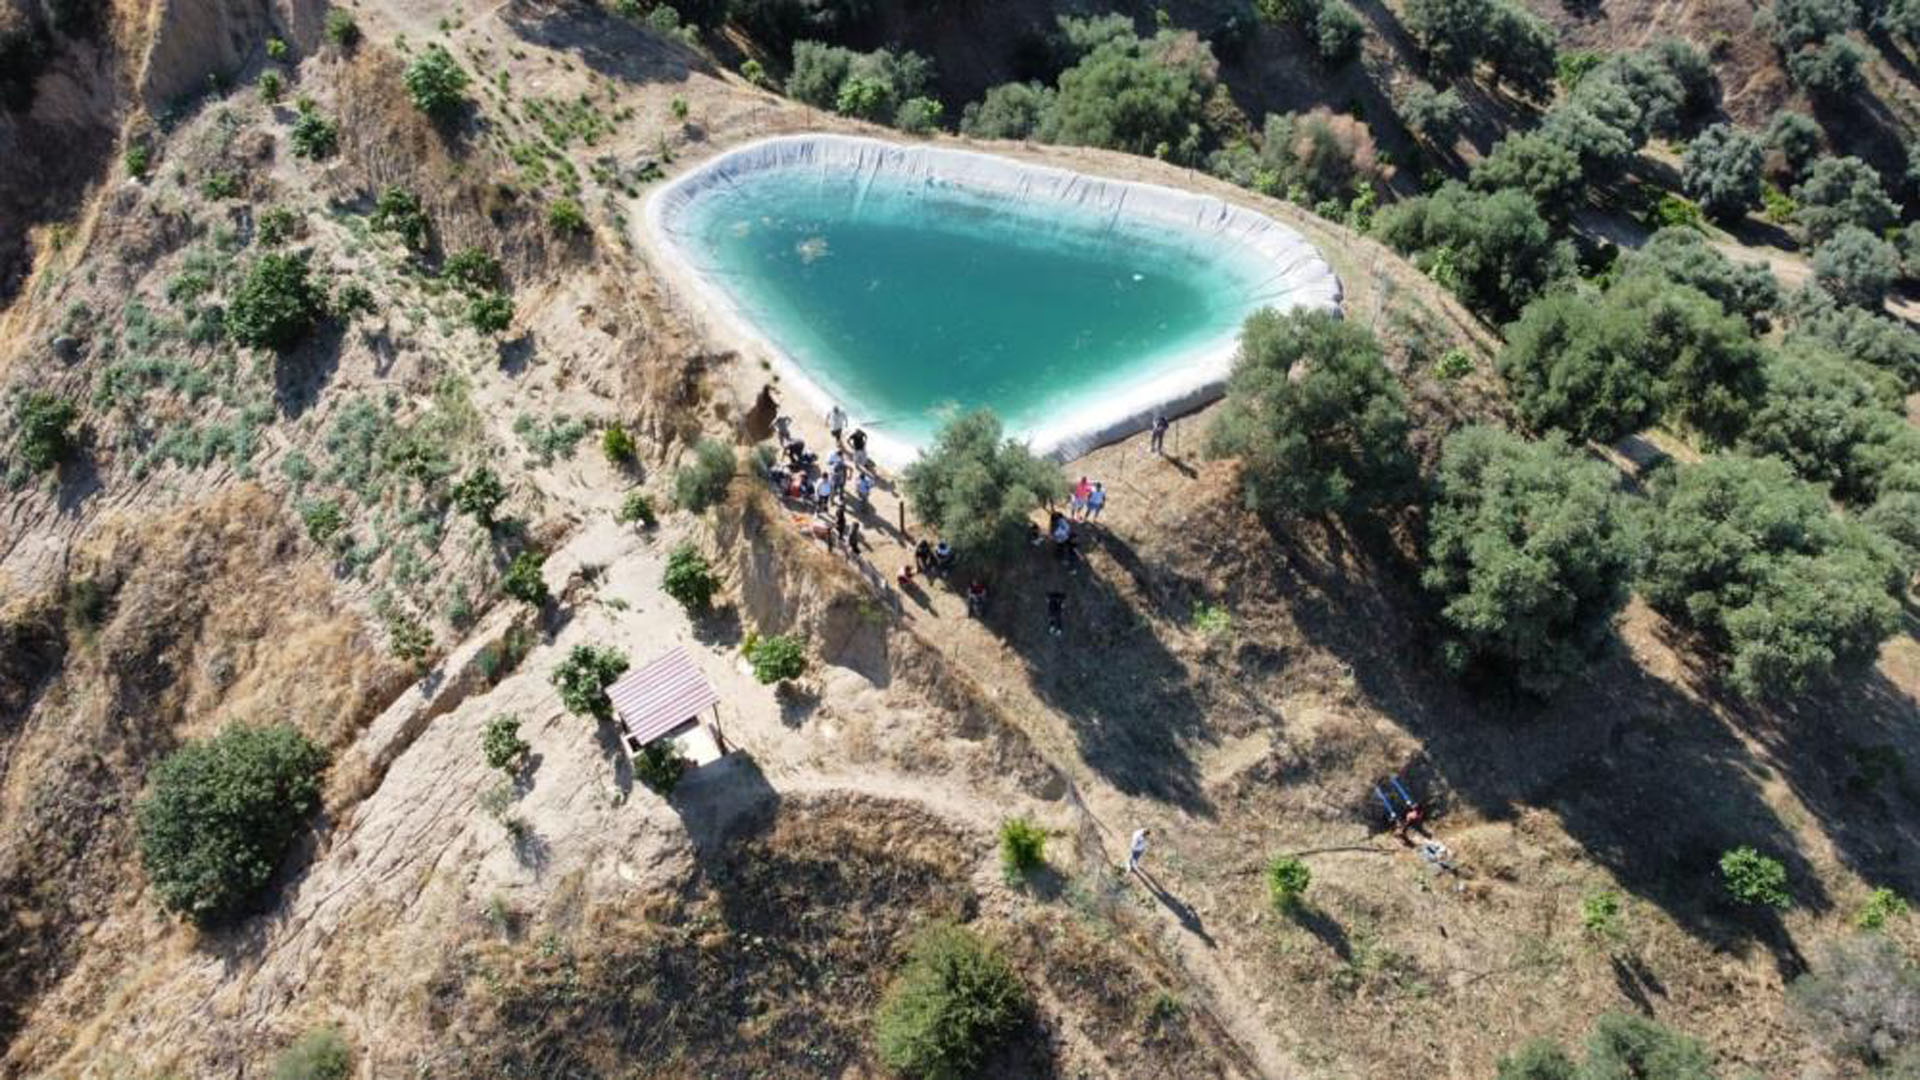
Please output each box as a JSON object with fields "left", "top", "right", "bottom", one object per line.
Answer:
{"left": 606, "top": 646, "right": 729, "bottom": 767}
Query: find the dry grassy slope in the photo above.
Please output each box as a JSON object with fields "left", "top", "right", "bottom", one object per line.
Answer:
{"left": 0, "top": 0, "right": 1914, "bottom": 1078}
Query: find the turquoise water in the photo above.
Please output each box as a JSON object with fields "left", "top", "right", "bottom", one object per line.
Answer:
{"left": 679, "top": 170, "right": 1269, "bottom": 449}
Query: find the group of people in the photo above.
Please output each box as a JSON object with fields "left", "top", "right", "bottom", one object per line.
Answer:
{"left": 770, "top": 407, "right": 880, "bottom": 560}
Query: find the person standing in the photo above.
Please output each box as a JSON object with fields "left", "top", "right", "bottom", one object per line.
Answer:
{"left": 847, "top": 522, "right": 865, "bottom": 558}
{"left": 856, "top": 470, "right": 874, "bottom": 511}
{"left": 1070, "top": 476, "right": 1091, "bottom": 519}
{"left": 1150, "top": 413, "right": 1169, "bottom": 455}
{"left": 849, "top": 428, "right": 869, "bottom": 469}
{"left": 828, "top": 404, "right": 848, "bottom": 445}
{"left": 814, "top": 472, "right": 833, "bottom": 512}
{"left": 1045, "top": 590, "right": 1066, "bottom": 636}
{"left": 1087, "top": 482, "right": 1107, "bottom": 521}
{"left": 1128, "top": 827, "right": 1150, "bottom": 873}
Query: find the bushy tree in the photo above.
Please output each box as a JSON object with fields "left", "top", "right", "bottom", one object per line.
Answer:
{"left": 1882, "top": 0, "right": 1920, "bottom": 42}
{"left": 902, "top": 409, "right": 1063, "bottom": 561}
{"left": 1812, "top": 225, "right": 1900, "bottom": 309}
{"left": 1581, "top": 1012, "right": 1719, "bottom": 1078}
{"left": 1472, "top": 130, "right": 1587, "bottom": 212}
{"left": 633, "top": 739, "right": 690, "bottom": 795}
{"left": 1422, "top": 427, "right": 1636, "bottom": 696}
{"left": 288, "top": 101, "right": 338, "bottom": 159}
{"left": 959, "top": 82, "right": 1054, "bottom": 139}
{"left": 403, "top": 44, "right": 469, "bottom": 120}
{"left": 1501, "top": 275, "right": 1761, "bottom": 445}
{"left": 1769, "top": 0, "right": 1856, "bottom": 50}
{"left": 1401, "top": 0, "right": 1497, "bottom": 75}
{"left": 1741, "top": 345, "right": 1917, "bottom": 504}
{"left": 1765, "top": 112, "right": 1822, "bottom": 179}
{"left": 1036, "top": 27, "right": 1218, "bottom": 161}
{"left": 1787, "top": 37, "right": 1867, "bottom": 99}
{"left": 370, "top": 186, "right": 431, "bottom": 253}
{"left": 135, "top": 724, "right": 328, "bottom": 925}
{"left": 673, "top": 436, "right": 735, "bottom": 511}
{"left": 14, "top": 392, "right": 77, "bottom": 472}
{"left": 1373, "top": 182, "right": 1574, "bottom": 321}
{"left": 1206, "top": 307, "right": 1413, "bottom": 518}
{"left": 1639, "top": 454, "right": 1902, "bottom": 697}
{"left": 1682, "top": 123, "right": 1764, "bottom": 221}
{"left": 1398, "top": 82, "right": 1466, "bottom": 143}
{"left": 1621, "top": 228, "right": 1779, "bottom": 330}
{"left": 1793, "top": 156, "right": 1898, "bottom": 242}
{"left": 788, "top": 41, "right": 930, "bottom": 126}
{"left": 1313, "top": 0, "right": 1366, "bottom": 65}
{"left": 1790, "top": 933, "right": 1920, "bottom": 1073}
{"left": 874, "top": 924, "right": 1028, "bottom": 1080}
{"left": 323, "top": 10, "right": 360, "bottom": 50}
{"left": 227, "top": 253, "right": 325, "bottom": 351}
{"left": 1496, "top": 1039, "right": 1578, "bottom": 1080}
{"left": 550, "top": 644, "right": 629, "bottom": 722}
{"left": 1484, "top": 1, "right": 1557, "bottom": 97}
{"left": 662, "top": 543, "right": 718, "bottom": 614}
{"left": 1788, "top": 304, "right": 1920, "bottom": 390}
{"left": 731, "top": 0, "right": 870, "bottom": 48}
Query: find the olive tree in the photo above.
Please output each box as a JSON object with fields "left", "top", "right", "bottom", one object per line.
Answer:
{"left": 1373, "top": 182, "right": 1574, "bottom": 321}
{"left": 1206, "top": 307, "right": 1413, "bottom": 518}
{"left": 1640, "top": 454, "right": 1903, "bottom": 697}
{"left": 1812, "top": 225, "right": 1900, "bottom": 310}
{"left": 228, "top": 253, "right": 326, "bottom": 351}
{"left": 1036, "top": 27, "right": 1219, "bottom": 161}
{"left": 1422, "top": 426, "right": 1636, "bottom": 697}
{"left": 1793, "top": 156, "right": 1898, "bottom": 242}
{"left": 901, "top": 409, "right": 1063, "bottom": 561}
{"left": 1740, "top": 344, "right": 1918, "bottom": 505}
{"left": 1682, "top": 123, "right": 1764, "bottom": 221}
{"left": 959, "top": 82, "right": 1053, "bottom": 139}
{"left": 1621, "top": 227, "right": 1779, "bottom": 330}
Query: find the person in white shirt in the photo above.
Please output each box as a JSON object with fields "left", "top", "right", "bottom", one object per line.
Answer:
{"left": 1128, "top": 827, "right": 1150, "bottom": 873}
{"left": 827, "top": 405, "right": 848, "bottom": 444}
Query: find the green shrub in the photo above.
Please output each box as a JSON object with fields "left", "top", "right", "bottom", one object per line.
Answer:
{"left": 1423, "top": 427, "right": 1636, "bottom": 696}
{"left": 481, "top": 715, "right": 529, "bottom": 772}
{"left": 1495, "top": 1038, "right": 1578, "bottom": 1080}
{"left": 502, "top": 551, "right": 549, "bottom": 607}
{"left": 300, "top": 498, "right": 347, "bottom": 544}
{"left": 260, "top": 70, "right": 284, "bottom": 103}
{"left": 15, "top": 392, "right": 78, "bottom": 472}
{"left": 324, "top": 9, "right": 360, "bottom": 49}
{"left": 467, "top": 290, "right": 513, "bottom": 334}
{"left": 674, "top": 436, "right": 735, "bottom": 511}
{"left": 999, "top": 818, "right": 1046, "bottom": 873}
{"left": 1721, "top": 846, "right": 1791, "bottom": 908}
{"left": 602, "top": 422, "right": 635, "bottom": 464}
{"left": 1856, "top": 887, "right": 1908, "bottom": 930}
{"left": 1266, "top": 855, "right": 1311, "bottom": 911}
{"left": 330, "top": 281, "right": 374, "bottom": 320}
{"left": 1211, "top": 109, "right": 1383, "bottom": 205}
{"left": 788, "top": 41, "right": 932, "bottom": 126}
{"left": 1788, "top": 304, "right": 1920, "bottom": 391}
{"left": 634, "top": 739, "right": 690, "bottom": 795}
{"left": 1398, "top": 82, "right": 1465, "bottom": 143}
{"left": 1433, "top": 347, "right": 1474, "bottom": 380}
{"left": 387, "top": 611, "right": 433, "bottom": 663}
{"left": 874, "top": 924, "right": 1027, "bottom": 1079}
{"left": 741, "top": 58, "right": 768, "bottom": 86}
{"left": 404, "top": 44, "right": 470, "bottom": 119}
{"left": 616, "top": 490, "right": 657, "bottom": 528}
{"left": 370, "top": 186, "right": 431, "bottom": 253}
{"left": 902, "top": 410, "right": 1063, "bottom": 562}
{"left": 1581, "top": 890, "right": 1622, "bottom": 937}
{"left": 135, "top": 724, "right": 328, "bottom": 925}
{"left": 266, "top": 36, "right": 289, "bottom": 60}
{"left": 959, "top": 81, "right": 1054, "bottom": 139}
{"left": 746, "top": 632, "right": 806, "bottom": 684}
{"left": 271, "top": 1026, "right": 352, "bottom": 1080}
{"left": 1766, "top": 112, "right": 1821, "bottom": 178}
{"left": 227, "top": 253, "right": 325, "bottom": 351}
{"left": 550, "top": 644, "right": 630, "bottom": 722}
{"left": 1313, "top": 0, "right": 1365, "bottom": 64}
{"left": 199, "top": 169, "right": 241, "bottom": 200}
{"left": 451, "top": 466, "right": 507, "bottom": 525}
{"left": 124, "top": 144, "right": 151, "bottom": 179}
{"left": 442, "top": 247, "right": 502, "bottom": 290}
{"left": 1741, "top": 345, "right": 1916, "bottom": 504}
{"left": 289, "top": 100, "right": 338, "bottom": 159}
{"left": 662, "top": 543, "right": 717, "bottom": 614}
{"left": 547, "top": 197, "right": 587, "bottom": 235}
{"left": 894, "top": 95, "right": 943, "bottom": 134}
{"left": 257, "top": 206, "right": 299, "bottom": 245}
{"left": 1207, "top": 307, "right": 1412, "bottom": 519}
{"left": 1621, "top": 227, "right": 1779, "bottom": 331}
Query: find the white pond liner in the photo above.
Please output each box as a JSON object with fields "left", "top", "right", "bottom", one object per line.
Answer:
{"left": 644, "top": 133, "right": 1343, "bottom": 464}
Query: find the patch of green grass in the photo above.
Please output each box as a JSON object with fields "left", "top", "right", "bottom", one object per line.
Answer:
{"left": 513, "top": 412, "right": 589, "bottom": 465}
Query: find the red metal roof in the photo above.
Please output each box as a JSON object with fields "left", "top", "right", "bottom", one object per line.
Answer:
{"left": 607, "top": 646, "right": 720, "bottom": 747}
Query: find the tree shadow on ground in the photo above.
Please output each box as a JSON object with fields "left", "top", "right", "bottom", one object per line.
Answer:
{"left": 1290, "top": 902, "right": 1354, "bottom": 962}
{"left": 593, "top": 718, "right": 633, "bottom": 796}
{"left": 986, "top": 534, "right": 1216, "bottom": 817}
{"left": 500, "top": 0, "right": 710, "bottom": 87}
{"left": 273, "top": 320, "right": 346, "bottom": 418}
{"left": 1233, "top": 512, "right": 1831, "bottom": 979}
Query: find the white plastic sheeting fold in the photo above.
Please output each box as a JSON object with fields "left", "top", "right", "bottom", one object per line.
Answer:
{"left": 645, "top": 133, "right": 1343, "bottom": 463}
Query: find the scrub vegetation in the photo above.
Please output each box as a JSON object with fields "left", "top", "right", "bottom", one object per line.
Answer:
{"left": 0, "top": 0, "right": 1915, "bottom": 1077}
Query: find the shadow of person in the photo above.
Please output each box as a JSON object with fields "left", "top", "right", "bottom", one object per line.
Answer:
{"left": 1133, "top": 867, "right": 1218, "bottom": 949}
